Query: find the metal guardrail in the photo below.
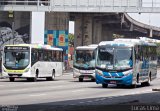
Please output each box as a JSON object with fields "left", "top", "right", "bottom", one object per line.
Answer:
{"left": 0, "top": 1, "right": 50, "bottom": 6}
{"left": 0, "top": 0, "right": 160, "bottom": 12}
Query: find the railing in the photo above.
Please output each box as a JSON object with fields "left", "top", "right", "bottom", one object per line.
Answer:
{"left": 0, "top": 0, "right": 160, "bottom": 12}
{"left": 0, "top": 1, "right": 50, "bottom": 6}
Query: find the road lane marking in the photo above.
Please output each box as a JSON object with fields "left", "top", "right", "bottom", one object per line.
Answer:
{"left": 23, "top": 81, "right": 65, "bottom": 85}
{"left": 29, "top": 94, "right": 47, "bottom": 97}
{"left": 23, "top": 83, "right": 38, "bottom": 85}
{"left": 87, "top": 101, "right": 93, "bottom": 103}
{"left": 69, "top": 104, "right": 76, "bottom": 105}
{"left": 51, "top": 85, "right": 63, "bottom": 88}
{"left": 79, "top": 101, "right": 85, "bottom": 104}
{"left": 72, "top": 89, "right": 85, "bottom": 93}
{"left": 11, "top": 89, "right": 28, "bottom": 92}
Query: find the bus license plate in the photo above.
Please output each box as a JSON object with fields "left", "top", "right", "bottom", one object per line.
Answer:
{"left": 110, "top": 81, "right": 116, "bottom": 84}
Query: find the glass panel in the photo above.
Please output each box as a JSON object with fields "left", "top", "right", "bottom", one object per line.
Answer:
{"left": 74, "top": 50, "right": 96, "bottom": 68}
{"left": 4, "top": 51, "right": 29, "bottom": 69}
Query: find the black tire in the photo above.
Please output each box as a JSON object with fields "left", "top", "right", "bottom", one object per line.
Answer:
{"left": 142, "top": 74, "right": 151, "bottom": 86}
{"left": 137, "top": 74, "right": 139, "bottom": 83}
{"left": 91, "top": 78, "right": 95, "bottom": 82}
{"left": 79, "top": 78, "right": 83, "bottom": 82}
{"left": 31, "top": 69, "right": 38, "bottom": 82}
{"left": 129, "top": 84, "right": 137, "bottom": 88}
{"left": 31, "top": 77, "right": 37, "bottom": 82}
{"left": 27, "top": 78, "right": 32, "bottom": 82}
{"left": 102, "top": 83, "right": 108, "bottom": 88}
{"left": 46, "top": 70, "right": 55, "bottom": 81}
{"left": 9, "top": 77, "right": 15, "bottom": 82}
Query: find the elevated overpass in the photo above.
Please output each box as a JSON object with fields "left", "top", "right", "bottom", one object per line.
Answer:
{"left": 1, "top": 0, "right": 160, "bottom": 13}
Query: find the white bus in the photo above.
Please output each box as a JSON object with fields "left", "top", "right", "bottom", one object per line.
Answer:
{"left": 2, "top": 44, "right": 63, "bottom": 82}
{"left": 96, "top": 39, "right": 157, "bottom": 88}
{"left": 73, "top": 44, "right": 98, "bottom": 82}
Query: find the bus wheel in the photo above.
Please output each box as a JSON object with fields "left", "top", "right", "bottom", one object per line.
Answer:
{"left": 79, "top": 78, "right": 83, "bottom": 82}
{"left": 146, "top": 74, "right": 151, "bottom": 86}
{"left": 142, "top": 74, "right": 151, "bottom": 86}
{"left": 130, "top": 84, "right": 137, "bottom": 88}
{"left": 91, "top": 78, "right": 95, "bottom": 82}
{"left": 27, "top": 78, "right": 32, "bottom": 82}
{"left": 46, "top": 70, "right": 55, "bottom": 81}
{"left": 32, "top": 70, "right": 38, "bottom": 82}
{"left": 102, "top": 83, "right": 108, "bottom": 88}
{"left": 9, "top": 77, "right": 15, "bottom": 82}
{"left": 51, "top": 70, "right": 55, "bottom": 80}
{"left": 137, "top": 74, "right": 139, "bottom": 83}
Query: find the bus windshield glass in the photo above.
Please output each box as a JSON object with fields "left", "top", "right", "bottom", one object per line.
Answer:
{"left": 97, "top": 46, "right": 132, "bottom": 70}
{"left": 74, "top": 50, "right": 96, "bottom": 68}
{"left": 3, "top": 46, "right": 30, "bottom": 69}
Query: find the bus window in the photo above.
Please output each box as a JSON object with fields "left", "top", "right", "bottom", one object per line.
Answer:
{"left": 48, "top": 50, "right": 52, "bottom": 61}
{"left": 43, "top": 50, "right": 48, "bottom": 61}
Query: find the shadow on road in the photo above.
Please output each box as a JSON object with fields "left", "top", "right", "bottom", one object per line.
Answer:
{"left": 10, "top": 91, "right": 160, "bottom": 111}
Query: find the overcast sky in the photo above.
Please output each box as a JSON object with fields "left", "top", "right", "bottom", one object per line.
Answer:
{"left": 69, "top": 21, "right": 74, "bottom": 34}
{"left": 128, "top": 13, "right": 160, "bottom": 27}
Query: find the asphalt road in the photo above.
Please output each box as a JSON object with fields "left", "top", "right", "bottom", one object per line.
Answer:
{"left": 0, "top": 70, "right": 160, "bottom": 111}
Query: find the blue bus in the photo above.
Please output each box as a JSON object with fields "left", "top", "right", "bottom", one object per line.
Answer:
{"left": 96, "top": 39, "right": 157, "bottom": 88}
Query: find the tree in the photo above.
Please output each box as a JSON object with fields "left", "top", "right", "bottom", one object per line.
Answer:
{"left": 156, "top": 43, "right": 160, "bottom": 57}
{"left": 68, "top": 33, "right": 74, "bottom": 46}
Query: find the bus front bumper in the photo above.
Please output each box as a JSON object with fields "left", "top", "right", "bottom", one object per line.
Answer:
{"left": 73, "top": 69, "right": 95, "bottom": 79}
{"left": 2, "top": 71, "right": 32, "bottom": 78}
{"left": 96, "top": 74, "right": 133, "bottom": 86}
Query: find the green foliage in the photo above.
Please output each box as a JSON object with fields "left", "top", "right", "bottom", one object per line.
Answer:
{"left": 113, "top": 34, "right": 124, "bottom": 39}
{"left": 156, "top": 42, "right": 160, "bottom": 57}
{"left": 68, "top": 33, "right": 74, "bottom": 46}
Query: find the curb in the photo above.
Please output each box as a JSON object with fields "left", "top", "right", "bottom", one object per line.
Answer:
{"left": 152, "top": 88, "right": 160, "bottom": 91}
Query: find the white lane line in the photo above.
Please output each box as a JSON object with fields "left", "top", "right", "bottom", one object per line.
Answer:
{"left": 29, "top": 94, "right": 47, "bottom": 97}
{"left": 23, "top": 83, "right": 38, "bottom": 85}
{"left": 72, "top": 89, "right": 85, "bottom": 93}
{"left": 99, "top": 98, "right": 106, "bottom": 101}
{"left": 9, "top": 85, "right": 64, "bottom": 92}
{"left": 51, "top": 85, "right": 63, "bottom": 88}
{"left": 87, "top": 101, "right": 93, "bottom": 103}
{"left": 63, "top": 73, "right": 72, "bottom": 75}
{"left": 79, "top": 101, "right": 85, "bottom": 104}
{"left": 69, "top": 104, "right": 76, "bottom": 105}
{"left": 10, "top": 89, "right": 28, "bottom": 92}
{"left": 23, "top": 81, "right": 65, "bottom": 85}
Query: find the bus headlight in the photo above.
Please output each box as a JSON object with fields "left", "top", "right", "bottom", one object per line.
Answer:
{"left": 123, "top": 69, "right": 133, "bottom": 76}
{"left": 96, "top": 69, "right": 103, "bottom": 76}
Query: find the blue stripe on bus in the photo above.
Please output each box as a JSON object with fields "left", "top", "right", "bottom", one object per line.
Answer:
{"left": 103, "top": 72, "right": 124, "bottom": 77}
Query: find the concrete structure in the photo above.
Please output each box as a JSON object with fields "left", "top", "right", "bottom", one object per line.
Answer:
{"left": 0, "top": 0, "right": 160, "bottom": 51}
{"left": 1, "top": 0, "right": 160, "bottom": 13}
{"left": 71, "top": 12, "right": 160, "bottom": 46}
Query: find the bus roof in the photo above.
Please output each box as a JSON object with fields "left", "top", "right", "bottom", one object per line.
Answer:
{"left": 4, "top": 44, "right": 63, "bottom": 51}
{"left": 99, "top": 39, "right": 156, "bottom": 47}
{"left": 76, "top": 44, "right": 98, "bottom": 50}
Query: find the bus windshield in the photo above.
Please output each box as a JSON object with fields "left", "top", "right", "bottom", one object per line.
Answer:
{"left": 3, "top": 46, "right": 30, "bottom": 69}
{"left": 97, "top": 47, "right": 132, "bottom": 70}
{"left": 74, "top": 50, "right": 96, "bottom": 68}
